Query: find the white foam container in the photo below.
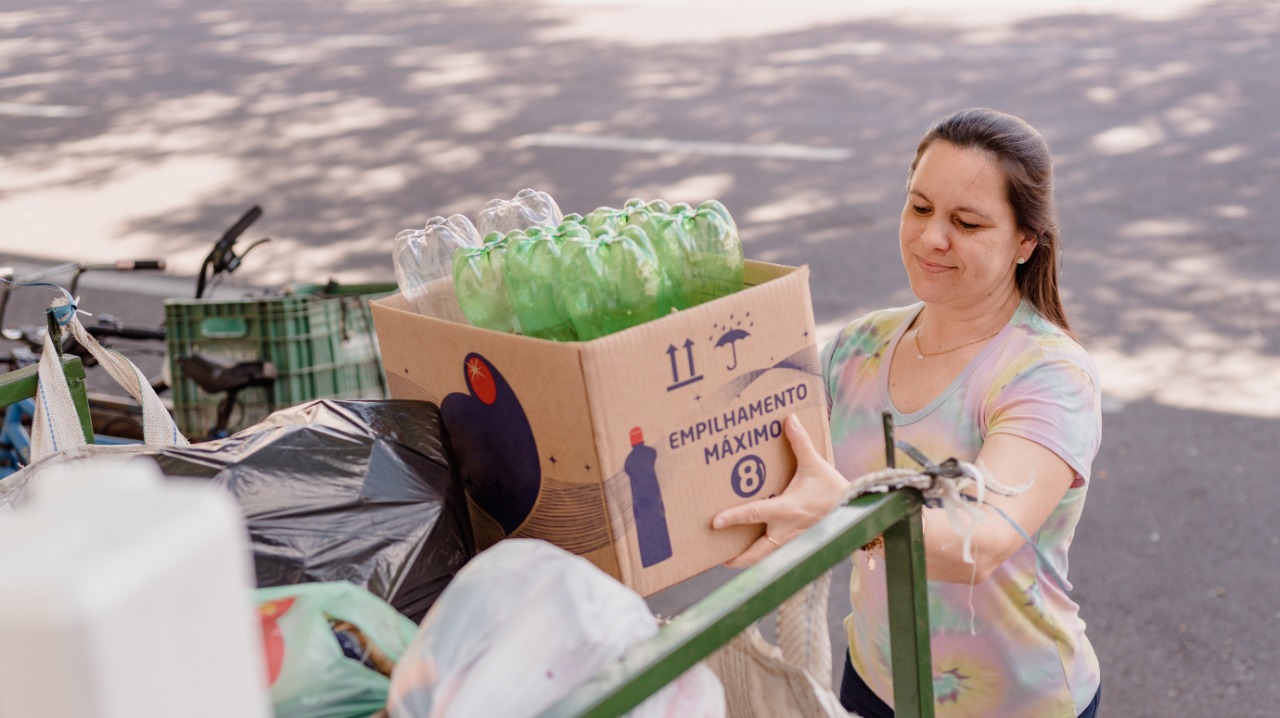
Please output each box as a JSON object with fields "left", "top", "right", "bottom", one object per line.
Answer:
{"left": 0, "top": 458, "right": 270, "bottom": 718}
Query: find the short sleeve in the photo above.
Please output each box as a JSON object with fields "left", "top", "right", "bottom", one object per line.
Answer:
{"left": 986, "top": 357, "right": 1102, "bottom": 483}
{"left": 819, "top": 332, "right": 842, "bottom": 412}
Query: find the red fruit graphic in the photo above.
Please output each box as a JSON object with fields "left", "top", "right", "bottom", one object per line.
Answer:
{"left": 259, "top": 596, "right": 296, "bottom": 686}
{"left": 466, "top": 356, "right": 497, "bottom": 405}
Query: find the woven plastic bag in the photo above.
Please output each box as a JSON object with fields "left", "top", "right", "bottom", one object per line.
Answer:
{"left": 0, "top": 292, "right": 186, "bottom": 511}
{"left": 704, "top": 569, "right": 856, "bottom": 717}
{"left": 387, "top": 539, "right": 725, "bottom": 718}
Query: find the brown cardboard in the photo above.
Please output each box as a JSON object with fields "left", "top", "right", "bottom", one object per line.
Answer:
{"left": 371, "top": 260, "right": 832, "bottom": 596}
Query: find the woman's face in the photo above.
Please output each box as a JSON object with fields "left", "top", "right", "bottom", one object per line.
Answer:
{"left": 899, "top": 141, "right": 1035, "bottom": 309}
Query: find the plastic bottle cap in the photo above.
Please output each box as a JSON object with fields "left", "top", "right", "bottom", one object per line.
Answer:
{"left": 629, "top": 427, "right": 644, "bottom": 447}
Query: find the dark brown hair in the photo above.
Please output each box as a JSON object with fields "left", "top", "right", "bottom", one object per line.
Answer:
{"left": 908, "top": 108, "right": 1072, "bottom": 335}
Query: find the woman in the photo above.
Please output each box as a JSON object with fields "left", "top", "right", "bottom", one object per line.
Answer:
{"left": 712, "top": 108, "right": 1102, "bottom": 717}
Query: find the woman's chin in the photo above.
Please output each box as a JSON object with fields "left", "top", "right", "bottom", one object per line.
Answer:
{"left": 905, "top": 278, "right": 949, "bottom": 304}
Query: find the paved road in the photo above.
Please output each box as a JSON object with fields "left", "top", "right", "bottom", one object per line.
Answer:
{"left": 3, "top": 2, "right": 1278, "bottom": 715}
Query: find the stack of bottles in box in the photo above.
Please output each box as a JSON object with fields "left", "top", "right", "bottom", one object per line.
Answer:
{"left": 392, "top": 189, "right": 743, "bottom": 341}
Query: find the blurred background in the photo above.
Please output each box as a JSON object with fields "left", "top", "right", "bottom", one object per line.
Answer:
{"left": 2, "top": 1, "right": 1276, "bottom": 715}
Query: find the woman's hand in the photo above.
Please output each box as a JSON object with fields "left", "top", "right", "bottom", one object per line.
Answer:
{"left": 710, "top": 414, "right": 848, "bottom": 568}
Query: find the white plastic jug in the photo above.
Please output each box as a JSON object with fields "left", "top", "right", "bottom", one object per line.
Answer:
{"left": 0, "top": 458, "right": 270, "bottom": 718}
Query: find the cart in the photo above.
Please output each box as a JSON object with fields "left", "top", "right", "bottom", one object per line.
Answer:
{"left": 0, "top": 316, "right": 937, "bottom": 718}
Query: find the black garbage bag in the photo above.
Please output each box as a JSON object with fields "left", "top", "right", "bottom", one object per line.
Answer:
{"left": 142, "top": 399, "right": 473, "bottom": 624}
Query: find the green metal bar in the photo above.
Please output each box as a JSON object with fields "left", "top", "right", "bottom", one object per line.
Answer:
{"left": 0, "top": 356, "right": 93, "bottom": 444}
{"left": 64, "top": 359, "right": 94, "bottom": 444}
{"left": 883, "top": 410, "right": 897, "bottom": 468}
{"left": 0, "top": 361, "right": 43, "bottom": 408}
{"left": 884, "top": 496, "right": 935, "bottom": 717}
{"left": 539, "top": 489, "right": 926, "bottom": 718}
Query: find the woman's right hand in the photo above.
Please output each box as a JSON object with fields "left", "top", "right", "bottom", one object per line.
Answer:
{"left": 710, "top": 413, "right": 848, "bottom": 568}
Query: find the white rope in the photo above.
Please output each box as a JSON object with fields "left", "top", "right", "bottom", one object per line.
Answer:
{"left": 839, "top": 460, "right": 1031, "bottom": 565}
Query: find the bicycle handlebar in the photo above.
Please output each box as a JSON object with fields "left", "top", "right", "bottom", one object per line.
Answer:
{"left": 216, "top": 205, "right": 263, "bottom": 252}
{"left": 84, "top": 322, "right": 166, "bottom": 342}
{"left": 198, "top": 205, "right": 265, "bottom": 299}
{"left": 72, "top": 260, "right": 166, "bottom": 273}
{"left": 115, "top": 259, "right": 165, "bottom": 271}
{"left": 69, "top": 259, "right": 166, "bottom": 296}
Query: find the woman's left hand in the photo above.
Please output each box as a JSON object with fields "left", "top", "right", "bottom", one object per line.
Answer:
{"left": 710, "top": 414, "right": 848, "bottom": 568}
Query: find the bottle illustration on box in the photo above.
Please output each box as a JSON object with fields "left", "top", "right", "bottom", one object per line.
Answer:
{"left": 624, "top": 426, "right": 673, "bottom": 568}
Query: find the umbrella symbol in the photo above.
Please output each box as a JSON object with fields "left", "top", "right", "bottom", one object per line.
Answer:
{"left": 716, "top": 328, "right": 751, "bottom": 370}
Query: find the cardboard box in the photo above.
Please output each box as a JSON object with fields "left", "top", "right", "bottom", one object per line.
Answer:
{"left": 371, "top": 261, "right": 832, "bottom": 596}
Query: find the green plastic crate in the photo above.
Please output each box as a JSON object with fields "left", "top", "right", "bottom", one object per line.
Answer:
{"left": 164, "top": 282, "right": 396, "bottom": 438}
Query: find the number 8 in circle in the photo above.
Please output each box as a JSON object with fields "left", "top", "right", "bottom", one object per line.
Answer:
{"left": 731, "top": 455, "right": 766, "bottom": 498}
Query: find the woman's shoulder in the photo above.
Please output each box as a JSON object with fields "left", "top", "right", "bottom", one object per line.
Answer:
{"left": 1005, "top": 303, "right": 1099, "bottom": 382}
{"left": 821, "top": 304, "right": 918, "bottom": 383}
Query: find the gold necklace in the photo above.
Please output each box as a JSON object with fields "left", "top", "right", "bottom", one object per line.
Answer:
{"left": 914, "top": 320, "right": 1003, "bottom": 360}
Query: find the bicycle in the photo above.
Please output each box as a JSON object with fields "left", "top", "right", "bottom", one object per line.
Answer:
{"left": 0, "top": 206, "right": 280, "bottom": 460}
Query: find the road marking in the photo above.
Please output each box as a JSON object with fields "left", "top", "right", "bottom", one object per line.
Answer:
{"left": 514, "top": 133, "right": 852, "bottom": 162}
{"left": 0, "top": 102, "right": 88, "bottom": 118}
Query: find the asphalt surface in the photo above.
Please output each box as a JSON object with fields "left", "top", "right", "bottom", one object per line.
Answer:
{"left": 3, "top": 2, "right": 1278, "bottom": 716}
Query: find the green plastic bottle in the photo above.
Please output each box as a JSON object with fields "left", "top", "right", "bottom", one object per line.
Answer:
{"left": 621, "top": 204, "right": 689, "bottom": 312}
{"left": 504, "top": 226, "right": 578, "bottom": 341}
{"left": 557, "top": 226, "right": 665, "bottom": 341}
{"left": 677, "top": 199, "right": 743, "bottom": 306}
{"left": 453, "top": 233, "right": 521, "bottom": 334}
{"left": 583, "top": 206, "right": 625, "bottom": 234}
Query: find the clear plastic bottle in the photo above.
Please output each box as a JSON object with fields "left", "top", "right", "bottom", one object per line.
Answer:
{"left": 392, "top": 214, "right": 479, "bottom": 322}
{"left": 476, "top": 188, "right": 563, "bottom": 236}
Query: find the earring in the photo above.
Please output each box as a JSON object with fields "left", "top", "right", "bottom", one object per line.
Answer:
{"left": 1016, "top": 257, "right": 1026, "bottom": 265}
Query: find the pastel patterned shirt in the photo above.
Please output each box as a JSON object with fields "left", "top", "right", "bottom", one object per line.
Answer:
{"left": 822, "top": 301, "right": 1102, "bottom": 718}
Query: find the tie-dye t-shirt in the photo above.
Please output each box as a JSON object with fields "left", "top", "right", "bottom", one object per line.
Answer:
{"left": 822, "top": 301, "right": 1102, "bottom": 718}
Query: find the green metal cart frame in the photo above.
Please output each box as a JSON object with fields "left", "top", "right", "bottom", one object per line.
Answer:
{"left": 0, "top": 354, "right": 95, "bottom": 444}
{"left": 541, "top": 487, "right": 935, "bottom": 718}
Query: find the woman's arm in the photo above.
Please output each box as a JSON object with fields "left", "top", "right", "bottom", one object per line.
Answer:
{"left": 910, "top": 432, "right": 1076, "bottom": 583}
{"left": 712, "top": 416, "right": 1078, "bottom": 582}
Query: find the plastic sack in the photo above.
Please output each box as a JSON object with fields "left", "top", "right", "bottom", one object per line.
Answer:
{"left": 0, "top": 291, "right": 187, "bottom": 512}
{"left": 142, "top": 399, "right": 474, "bottom": 623}
{"left": 387, "top": 539, "right": 725, "bottom": 718}
{"left": 393, "top": 214, "right": 480, "bottom": 322}
{"left": 476, "top": 188, "right": 563, "bottom": 235}
{"left": 258, "top": 581, "right": 419, "bottom": 718}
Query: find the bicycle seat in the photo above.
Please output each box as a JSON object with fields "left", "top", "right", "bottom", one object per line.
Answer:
{"left": 177, "top": 353, "right": 277, "bottom": 394}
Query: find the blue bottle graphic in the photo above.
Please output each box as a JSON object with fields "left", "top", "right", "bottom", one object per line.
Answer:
{"left": 624, "top": 427, "right": 673, "bottom": 567}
